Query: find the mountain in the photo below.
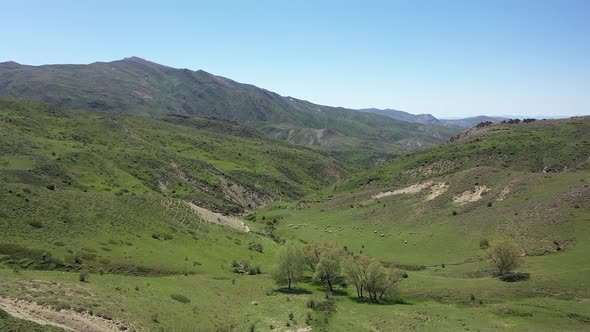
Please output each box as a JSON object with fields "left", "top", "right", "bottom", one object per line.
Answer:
{"left": 0, "top": 58, "right": 460, "bottom": 165}
{"left": 358, "top": 108, "right": 441, "bottom": 125}
{"left": 359, "top": 108, "right": 508, "bottom": 128}
{"left": 441, "top": 115, "right": 509, "bottom": 128}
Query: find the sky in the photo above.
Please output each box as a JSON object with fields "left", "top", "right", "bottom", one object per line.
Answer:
{"left": 1, "top": 0, "right": 589, "bottom": 118}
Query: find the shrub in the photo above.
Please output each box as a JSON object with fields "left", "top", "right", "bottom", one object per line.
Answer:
{"left": 247, "top": 242, "right": 264, "bottom": 253}
{"left": 479, "top": 239, "right": 489, "bottom": 249}
{"left": 151, "top": 313, "right": 160, "bottom": 323}
{"left": 79, "top": 269, "right": 90, "bottom": 282}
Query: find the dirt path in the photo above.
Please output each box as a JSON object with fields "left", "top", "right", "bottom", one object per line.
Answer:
{"left": 186, "top": 201, "right": 250, "bottom": 232}
{"left": 0, "top": 296, "right": 127, "bottom": 332}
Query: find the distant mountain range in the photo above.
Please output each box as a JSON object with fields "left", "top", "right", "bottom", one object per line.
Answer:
{"left": 0, "top": 57, "right": 460, "bottom": 165}
{"left": 358, "top": 108, "right": 509, "bottom": 128}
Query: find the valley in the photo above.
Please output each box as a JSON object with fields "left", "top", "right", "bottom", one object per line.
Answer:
{"left": 0, "top": 93, "right": 588, "bottom": 331}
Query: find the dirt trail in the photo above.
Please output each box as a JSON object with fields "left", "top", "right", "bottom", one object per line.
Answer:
{"left": 186, "top": 201, "right": 250, "bottom": 232}
{"left": 0, "top": 296, "right": 127, "bottom": 331}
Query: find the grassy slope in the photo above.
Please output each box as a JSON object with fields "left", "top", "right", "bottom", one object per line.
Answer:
{"left": 247, "top": 118, "right": 590, "bottom": 330}
{"left": 0, "top": 97, "right": 346, "bottom": 213}
{"left": 334, "top": 117, "right": 590, "bottom": 195}
{"left": 1, "top": 101, "right": 589, "bottom": 331}
{"left": 0, "top": 59, "right": 460, "bottom": 165}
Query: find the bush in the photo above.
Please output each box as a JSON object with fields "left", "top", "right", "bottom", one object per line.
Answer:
{"left": 247, "top": 242, "right": 264, "bottom": 253}
{"left": 487, "top": 238, "right": 521, "bottom": 275}
{"left": 79, "top": 269, "right": 90, "bottom": 282}
{"left": 151, "top": 313, "right": 160, "bottom": 323}
{"left": 479, "top": 239, "right": 489, "bottom": 249}
{"left": 499, "top": 272, "right": 530, "bottom": 282}
{"left": 170, "top": 294, "right": 191, "bottom": 303}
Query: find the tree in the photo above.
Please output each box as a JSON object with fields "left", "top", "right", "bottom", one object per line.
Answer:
{"left": 487, "top": 238, "right": 521, "bottom": 276}
{"left": 313, "top": 246, "right": 343, "bottom": 291}
{"left": 364, "top": 262, "right": 404, "bottom": 302}
{"left": 272, "top": 244, "right": 305, "bottom": 289}
{"left": 302, "top": 241, "right": 324, "bottom": 271}
{"left": 378, "top": 267, "right": 404, "bottom": 301}
{"left": 364, "top": 261, "right": 386, "bottom": 301}
{"left": 343, "top": 255, "right": 371, "bottom": 298}
{"left": 303, "top": 241, "right": 339, "bottom": 272}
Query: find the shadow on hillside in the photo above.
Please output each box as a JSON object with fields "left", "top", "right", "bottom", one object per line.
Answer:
{"left": 349, "top": 297, "right": 412, "bottom": 306}
{"left": 275, "top": 287, "right": 312, "bottom": 295}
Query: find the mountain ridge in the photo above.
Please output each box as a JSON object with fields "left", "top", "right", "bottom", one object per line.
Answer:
{"left": 358, "top": 108, "right": 509, "bottom": 128}
{"left": 0, "top": 58, "right": 460, "bottom": 165}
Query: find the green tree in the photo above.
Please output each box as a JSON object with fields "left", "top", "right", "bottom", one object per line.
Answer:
{"left": 303, "top": 241, "right": 340, "bottom": 271}
{"left": 313, "top": 246, "right": 343, "bottom": 291}
{"left": 487, "top": 238, "right": 521, "bottom": 276}
{"left": 272, "top": 244, "right": 305, "bottom": 289}
{"left": 364, "top": 262, "right": 405, "bottom": 302}
{"left": 343, "top": 254, "right": 371, "bottom": 298}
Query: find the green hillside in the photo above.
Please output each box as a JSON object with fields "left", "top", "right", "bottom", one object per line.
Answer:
{"left": 0, "top": 58, "right": 460, "bottom": 165}
{"left": 0, "top": 97, "right": 346, "bottom": 213}
{"left": 335, "top": 117, "right": 590, "bottom": 194}
{"left": 1, "top": 100, "right": 589, "bottom": 331}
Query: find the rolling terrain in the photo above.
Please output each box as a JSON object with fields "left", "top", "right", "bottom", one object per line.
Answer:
{"left": 0, "top": 98, "right": 588, "bottom": 331}
{"left": 0, "top": 58, "right": 460, "bottom": 165}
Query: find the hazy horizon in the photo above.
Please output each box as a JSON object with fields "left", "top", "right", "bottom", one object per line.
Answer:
{"left": 2, "top": 0, "right": 588, "bottom": 118}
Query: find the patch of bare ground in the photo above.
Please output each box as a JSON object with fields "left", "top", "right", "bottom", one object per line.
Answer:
{"left": 372, "top": 181, "right": 449, "bottom": 201}
{"left": 0, "top": 296, "right": 129, "bottom": 332}
{"left": 453, "top": 185, "right": 489, "bottom": 204}
{"left": 186, "top": 201, "right": 250, "bottom": 232}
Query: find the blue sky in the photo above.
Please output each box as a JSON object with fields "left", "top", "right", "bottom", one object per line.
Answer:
{"left": 1, "top": 0, "right": 588, "bottom": 117}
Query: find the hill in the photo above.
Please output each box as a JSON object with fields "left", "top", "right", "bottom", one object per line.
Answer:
{"left": 252, "top": 116, "right": 590, "bottom": 330}
{"left": 0, "top": 58, "right": 460, "bottom": 165}
{"left": 359, "top": 108, "right": 508, "bottom": 128}
{"left": 336, "top": 117, "right": 590, "bottom": 193}
{"left": 1, "top": 100, "right": 589, "bottom": 331}
{"left": 358, "top": 108, "right": 441, "bottom": 125}
{"left": 0, "top": 97, "right": 346, "bottom": 213}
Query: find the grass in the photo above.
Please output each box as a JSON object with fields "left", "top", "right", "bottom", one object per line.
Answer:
{"left": 0, "top": 97, "right": 347, "bottom": 213}
{"left": 0, "top": 99, "right": 589, "bottom": 330}
{"left": 0, "top": 307, "right": 65, "bottom": 331}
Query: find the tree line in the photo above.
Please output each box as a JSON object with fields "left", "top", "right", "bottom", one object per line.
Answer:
{"left": 272, "top": 241, "right": 406, "bottom": 302}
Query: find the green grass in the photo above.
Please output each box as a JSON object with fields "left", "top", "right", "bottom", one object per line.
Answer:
{"left": 0, "top": 99, "right": 589, "bottom": 330}
{"left": 0, "top": 307, "right": 65, "bottom": 332}
{"left": 0, "top": 97, "right": 347, "bottom": 213}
